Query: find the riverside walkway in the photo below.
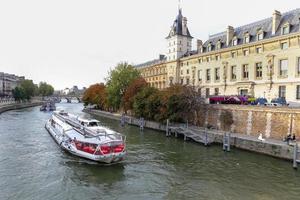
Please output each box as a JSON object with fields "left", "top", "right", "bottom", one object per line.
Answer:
{"left": 84, "top": 109, "right": 299, "bottom": 166}
{"left": 0, "top": 100, "right": 43, "bottom": 114}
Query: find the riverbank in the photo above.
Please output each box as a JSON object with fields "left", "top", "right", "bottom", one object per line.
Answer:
{"left": 0, "top": 101, "right": 43, "bottom": 114}
{"left": 84, "top": 108, "right": 297, "bottom": 162}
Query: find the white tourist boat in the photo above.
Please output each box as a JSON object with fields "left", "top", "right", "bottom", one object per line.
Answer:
{"left": 45, "top": 111, "right": 126, "bottom": 163}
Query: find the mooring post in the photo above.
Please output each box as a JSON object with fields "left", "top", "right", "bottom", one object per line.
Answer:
{"left": 204, "top": 128, "right": 208, "bottom": 146}
{"left": 293, "top": 143, "right": 298, "bottom": 169}
{"left": 166, "top": 119, "right": 169, "bottom": 136}
{"left": 227, "top": 133, "right": 231, "bottom": 152}
{"left": 139, "top": 117, "right": 144, "bottom": 131}
{"left": 223, "top": 132, "right": 230, "bottom": 152}
{"left": 121, "top": 114, "right": 125, "bottom": 127}
{"left": 223, "top": 133, "right": 226, "bottom": 151}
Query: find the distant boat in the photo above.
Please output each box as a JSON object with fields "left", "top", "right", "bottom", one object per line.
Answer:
{"left": 40, "top": 102, "right": 56, "bottom": 111}
{"left": 45, "top": 111, "right": 126, "bottom": 163}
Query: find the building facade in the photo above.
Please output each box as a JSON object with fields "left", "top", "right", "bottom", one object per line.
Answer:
{"left": 0, "top": 72, "right": 25, "bottom": 97}
{"left": 135, "top": 8, "right": 300, "bottom": 103}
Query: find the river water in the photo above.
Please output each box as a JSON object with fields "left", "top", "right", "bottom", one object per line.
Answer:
{"left": 0, "top": 103, "right": 300, "bottom": 200}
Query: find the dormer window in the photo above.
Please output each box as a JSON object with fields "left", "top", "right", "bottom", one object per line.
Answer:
{"left": 257, "top": 29, "right": 264, "bottom": 41}
{"left": 232, "top": 37, "right": 238, "bottom": 46}
{"left": 244, "top": 33, "right": 250, "bottom": 44}
{"left": 207, "top": 43, "right": 213, "bottom": 52}
{"left": 282, "top": 24, "right": 290, "bottom": 35}
{"left": 216, "top": 40, "right": 222, "bottom": 50}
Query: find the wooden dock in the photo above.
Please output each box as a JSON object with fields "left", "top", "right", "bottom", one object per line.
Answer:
{"left": 167, "top": 126, "right": 214, "bottom": 146}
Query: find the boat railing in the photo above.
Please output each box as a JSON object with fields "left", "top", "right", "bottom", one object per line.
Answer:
{"left": 54, "top": 112, "right": 126, "bottom": 142}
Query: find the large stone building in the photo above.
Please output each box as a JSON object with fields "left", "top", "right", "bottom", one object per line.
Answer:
{"left": 135, "top": 8, "right": 300, "bottom": 103}
{"left": 0, "top": 72, "right": 25, "bottom": 97}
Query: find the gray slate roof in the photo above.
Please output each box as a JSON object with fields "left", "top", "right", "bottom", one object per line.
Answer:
{"left": 202, "top": 8, "right": 300, "bottom": 52}
{"left": 166, "top": 9, "right": 192, "bottom": 39}
{"left": 135, "top": 56, "right": 166, "bottom": 69}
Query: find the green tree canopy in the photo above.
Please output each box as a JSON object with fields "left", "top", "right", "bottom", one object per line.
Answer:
{"left": 38, "top": 82, "right": 54, "bottom": 96}
{"left": 106, "top": 62, "right": 141, "bottom": 111}
{"left": 12, "top": 87, "right": 25, "bottom": 101}
{"left": 20, "top": 79, "right": 36, "bottom": 100}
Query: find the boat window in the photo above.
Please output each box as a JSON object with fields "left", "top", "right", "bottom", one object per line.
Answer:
{"left": 88, "top": 122, "right": 99, "bottom": 127}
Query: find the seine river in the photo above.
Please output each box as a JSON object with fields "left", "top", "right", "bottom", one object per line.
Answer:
{"left": 0, "top": 103, "right": 300, "bottom": 200}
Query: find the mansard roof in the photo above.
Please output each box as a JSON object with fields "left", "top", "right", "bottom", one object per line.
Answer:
{"left": 166, "top": 9, "right": 193, "bottom": 39}
{"left": 202, "top": 8, "right": 300, "bottom": 52}
{"left": 135, "top": 55, "right": 166, "bottom": 69}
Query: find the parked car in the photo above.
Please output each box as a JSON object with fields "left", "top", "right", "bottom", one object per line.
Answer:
{"left": 251, "top": 98, "right": 268, "bottom": 105}
{"left": 263, "top": 97, "right": 289, "bottom": 106}
{"left": 209, "top": 95, "right": 248, "bottom": 105}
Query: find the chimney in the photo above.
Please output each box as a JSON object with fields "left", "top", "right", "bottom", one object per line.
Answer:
{"left": 182, "top": 17, "right": 187, "bottom": 35}
{"left": 272, "top": 10, "right": 281, "bottom": 35}
{"left": 226, "top": 26, "right": 234, "bottom": 46}
{"left": 197, "top": 40, "right": 203, "bottom": 52}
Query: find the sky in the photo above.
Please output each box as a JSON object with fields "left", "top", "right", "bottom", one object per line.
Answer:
{"left": 0, "top": 0, "right": 298, "bottom": 90}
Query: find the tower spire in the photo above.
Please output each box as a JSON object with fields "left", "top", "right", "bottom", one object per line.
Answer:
{"left": 178, "top": 0, "right": 182, "bottom": 11}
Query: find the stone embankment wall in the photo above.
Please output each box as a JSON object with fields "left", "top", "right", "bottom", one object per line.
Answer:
{"left": 0, "top": 102, "right": 43, "bottom": 114}
{"left": 84, "top": 108, "right": 296, "bottom": 161}
{"left": 198, "top": 105, "right": 300, "bottom": 141}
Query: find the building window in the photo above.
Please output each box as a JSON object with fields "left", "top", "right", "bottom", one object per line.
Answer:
{"left": 198, "top": 58, "right": 202, "bottom": 64}
{"left": 257, "top": 32, "right": 264, "bottom": 41}
{"left": 279, "top": 59, "right": 288, "bottom": 77}
{"left": 282, "top": 25, "right": 290, "bottom": 35}
{"left": 207, "top": 57, "right": 211, "bottom": 62}
{"left": 242, "top": 64, "right": 249, "bottom": 79}
{"left": 232, "top": 38, "right": 238, "bottom": 46}
{"left": 180, "top": 79, "right": 184, "bottom": 85}
{"left": 206, "top": 69, "right": 211, "bottom": 81}
{"left": 187, "top": 62, "right": 189, "bottom": 66}
{"left": 244, "top": 35, "right": 250, "bottom": 43}
{"left": 256, "top": 62, "right": 262, "bottom": 78}
{"left": 180, "top": 70, "right": 183, "bottom": 75}
{"left": 243, "top": 49, "right": 249, "bottom": 56}
{"left": 187, "top": 69, "right": 189, "bottom": 74}
{"left": 297, "top": 57, "right": 300, "bottom": 75}
{"left": 281, "top": 42, "right": 288, "bottom": 50}
{"left": 207, "top": 44, "right": 212, "bottom": 52}
{"left": 216, "top": 55, "right": 220, "bottom": 61}
{"left": 256, "top": 47, "right": 263, "bottom": 54}
{"left": 279, "top": 86, "right": 286, "bottom": 98}
{"left": 186, "top": 78, "right": 190, "bottom": 85}
{"left": 231, "top": 66, "right": 237, "bottom": 80}
{"left": 206, "top": 88, "right": 210, "bottom": 98}
{"left": 198, "top": 70, "right": 202, "bottom": 81}
{"left": 216, "top": 41, "right": 222, "bottom": 50}
{"left": 215, "top": 68, "right": 220, "bottom": 81}
{"left": 214, "top": 88, "right": 219, "bottom": 96}
{"left": 231, "top": 52, "right": 237, "bottom": 58}
{"left": 297, "top": 85, "right": 300, "bottom": 99}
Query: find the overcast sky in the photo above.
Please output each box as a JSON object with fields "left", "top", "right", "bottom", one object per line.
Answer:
{"left": 0, "top": 0, "right": 298, "bottom": 90}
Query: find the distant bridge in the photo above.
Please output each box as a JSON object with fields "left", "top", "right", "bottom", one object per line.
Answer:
{"left": 51, "top": 95, "right": 83, "bottom": 103}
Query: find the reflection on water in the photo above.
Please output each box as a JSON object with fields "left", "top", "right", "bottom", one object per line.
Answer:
{"left": 0, "top": 103, "right": 300, "bottom": 200}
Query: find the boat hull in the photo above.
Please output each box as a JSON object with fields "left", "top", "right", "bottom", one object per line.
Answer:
{"left": 45, "top": 120, "right": 126, "bottom": 164}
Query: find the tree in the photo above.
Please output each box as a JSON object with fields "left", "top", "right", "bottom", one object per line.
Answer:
{"left": 133, "top": 86, "right": 158, "bottom": 118}
{"left": 12, "top": 87, "right": 25, "bottom": 102}
{"left": 20, "top": 80, "right": 36, "bottom": 100}
{"left": 106, "top": 62, "right": 141, "bottom": 111}
{"left": 160, "top": 84, "right": 205, "bottom": 123}
{"left": 83, "top": 83, "right": 107, "bottom": 110}
{"left": 38, "top": 82, "right": 54, "bottom": 97}
{"left": 122, "top": 77, "right": 147, "bottom": 113}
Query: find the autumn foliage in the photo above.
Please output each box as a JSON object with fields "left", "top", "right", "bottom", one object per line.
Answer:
{"left": 83, "top": 83, "right": 107, "bottom": 110}
{"left": 122, "top": 77, "right": 147, "bottom": 113}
